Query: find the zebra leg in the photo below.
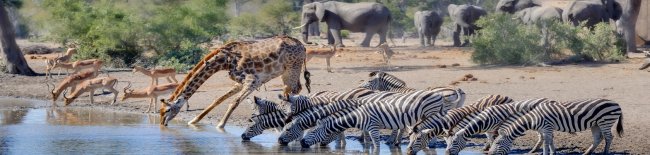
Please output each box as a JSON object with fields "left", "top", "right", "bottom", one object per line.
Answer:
{"left": 584, "top": 126, "right": 603, "bottom": 155}
{"left": 529, "top": 132, "right": 544, "bottom": 153}
{"left": 367, "top": 127, "right": 382, "bottom": 149}
{"left": 338, "top": 132, "right": 346, "bottom": 147}
{"left": 602, "top": 126, "right": 613, "bottom": 155}
{"left": 483, "top": 131, "right": 498, "bottom": 151}
{"left": 541, "top": 129, "right": 555, "bottom": 155}
{"left": 386, "top": 129, "right": 402, "bottom": 146}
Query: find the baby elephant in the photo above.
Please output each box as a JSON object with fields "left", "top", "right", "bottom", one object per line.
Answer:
{"left": 414, "top": 10, "right": 443, "bottom": 47}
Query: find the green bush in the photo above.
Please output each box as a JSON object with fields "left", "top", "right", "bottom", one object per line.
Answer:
{"left": 40, "top": 0, "right": 228, "bottom": 69}
{"left": 340, "top": 30, "right": 350, "bottom": 38}
{"left": 157, "top": 47, "right": 206, "bottom": 72}
{"left": 471, "top": 13, "right": 625, "bottom": 65}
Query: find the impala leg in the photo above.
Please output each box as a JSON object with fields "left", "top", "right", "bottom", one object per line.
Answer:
{"left": 188, "top": 84, "right": 243, "bottom": 125}
{"left": 147, "top": 98, "right": 153, "bottom": 112}
{"left": 326, "top": 58, "right": 333, "bottom": 73}
{"left": 153, "top": 96, "right": 158, "bottom": 113}
{"left": 170, "top": 76, "right": 178, "bottom": 83}
{"left": 166, "top": 77, "right": 173, "bottom": 83}
{"left": 217, "top": 77, "right": 259, "bottom": 128}
{"left": 89, "top": 89, "right": 95, "bottom": 104}
{"left": 107, "top": 87, "right": 119, "bottom": 105}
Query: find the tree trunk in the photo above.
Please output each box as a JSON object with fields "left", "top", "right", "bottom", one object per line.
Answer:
{"left": 616, "top": 0, "right": 642, "bottom": 54}
{"left": 0, "top": 4, "right": 36, "bottom": 76}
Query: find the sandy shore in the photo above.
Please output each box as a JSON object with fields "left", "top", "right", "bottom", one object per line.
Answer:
{"left": 1, "top": 39, "right": 648, "bottom": 154}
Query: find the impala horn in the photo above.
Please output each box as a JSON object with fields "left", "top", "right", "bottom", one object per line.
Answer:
{"left": 123, "top": 81, "right": 133, "bottom": 94}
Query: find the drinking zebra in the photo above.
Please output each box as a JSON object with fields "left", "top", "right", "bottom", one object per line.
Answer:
{"left": 358, "top": 71, "right": 408, "bottom": 91}
{"left": 488, "top": 98, "right": 624, "bottom": 155}
{"left": 242, "top": 97, "right": 288, "bottom": 140}
{"left": 406, "top": 94, "right": 513, "bottom": 154}
{"left": 300, "top": 89, "right": 461, "bottom": 149}
{"left": 445, "top": 98, "right": 550, "bottom": 155}
{"left": 278, "top": 91, "right": 402, "bottom": 145}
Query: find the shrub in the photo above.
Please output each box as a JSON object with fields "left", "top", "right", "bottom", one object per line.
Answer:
{"left": 471, "top": 13, "right": 546, "bottom": 65}
{"left": 471, "top": 13, "right": 625, "bottom": 65}
{"left": 340, "top": 30, "right": 350, "bottom": 38}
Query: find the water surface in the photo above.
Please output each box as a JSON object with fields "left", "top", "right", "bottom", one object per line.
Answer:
{"left": 0, "top": 98, "right": 482, "bottom": 154}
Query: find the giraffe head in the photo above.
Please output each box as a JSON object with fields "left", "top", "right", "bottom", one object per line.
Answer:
{"left": 160, "top": 98, "right": 184, "bottom": 126}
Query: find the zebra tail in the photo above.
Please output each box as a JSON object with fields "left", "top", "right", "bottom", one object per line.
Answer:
{"left": 616, "top": 114, "right": 624, "bottom": 138}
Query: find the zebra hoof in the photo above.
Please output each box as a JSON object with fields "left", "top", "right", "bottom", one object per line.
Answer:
{"left": 279, "top": 141, "right": 289, "bottom": 146}
{"left": 300, "top": 141, "right": 310, "bottom": 148}
{"left": 242, "top": 137, "right": 250, "bottom": 141}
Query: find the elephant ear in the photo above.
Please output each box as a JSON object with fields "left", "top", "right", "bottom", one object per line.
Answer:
{"left": 315, "top": 2, "right": 326, "bottom": 22}
{"left": 610, "top": 1, "right": 623, "bottom": 20}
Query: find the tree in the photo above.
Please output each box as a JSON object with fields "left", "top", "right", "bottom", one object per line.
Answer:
{"left": 0, "top": 0, "right": 35, "bottom": 75}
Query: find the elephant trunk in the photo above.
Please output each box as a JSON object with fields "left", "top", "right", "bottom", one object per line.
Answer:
{"left": 300, "top": 21, "right": 311, "bottom": 44}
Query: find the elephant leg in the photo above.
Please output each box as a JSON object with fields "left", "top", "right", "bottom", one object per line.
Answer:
{"left": 453, "top": 24, "right": 462, "bottom": 47}
{"left": 418, "top": 31, "right": 425, "bottom": 47}
{"left": 360, "top": 31, "right": 373, "bottom": 47}
{"left": 327, "top": 29, "right": 335, "bottom": 45}
{"left": 378, "top": 27, "right": 388, "bottom": 46}
{"left": 330, "top": 29, "right": 344, "bottom": 47}
{"left": 426, "top": 34, "right": 432, "bottom": 47}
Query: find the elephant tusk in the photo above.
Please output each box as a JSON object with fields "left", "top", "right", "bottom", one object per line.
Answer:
{"left": 293, "top": 23, "right": 309, "bottom": 30}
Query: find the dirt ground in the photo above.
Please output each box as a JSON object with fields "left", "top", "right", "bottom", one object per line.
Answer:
{"left": 1, "top": 38, "right": 648, "bottom": 154}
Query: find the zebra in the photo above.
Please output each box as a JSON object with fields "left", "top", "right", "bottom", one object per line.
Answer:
{"left": 488, "top": 98, "right": 624, "bottom": 155}
{"left": 242, "top": 97, "right": 288, "bottom": 140}
{"left": 358, "top": 71, "right": 408, "bottom": 91}
{"left": 445, "top": 98, "right": 550, "bottom": 155}
{"left": 300, "top": 89, "right": 461, "bottom": 149}
{"left": 406, "top": 94, "right": 514, "bottom": 154}
{"left": 279, "top": 87, "right": 376, "bottom": 120}
{"left": 278, "top": 91, "right": 402, "bottom": 145}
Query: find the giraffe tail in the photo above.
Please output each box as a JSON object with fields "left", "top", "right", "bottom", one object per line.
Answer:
{"left": 303, "top": 59, "right": 311, "bottom": 93}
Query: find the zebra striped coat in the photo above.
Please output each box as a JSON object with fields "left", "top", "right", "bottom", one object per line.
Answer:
{"left": 300, "top": 89, "right": 461, "bottom": 148}
{"left": 280, "top": 88, "right": 376, "bottom": 118}
{"left": 242, "top": 97, "right": 287, "bottom": 140}
{"left": 406, "top": 94, "right": 513, "bottom": 154}
{"left": 489, "top": 98, "right": 623, "bottom": 155}
{"left": 280, "top": 91, "right": 406, "bottom": 145}
{"left": 445, "top": 98, "right": 550, "bottom": 155}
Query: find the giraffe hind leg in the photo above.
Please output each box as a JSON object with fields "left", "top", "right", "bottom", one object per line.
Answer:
{"left": 189, "top": 83, "right": 243, "bottom": 125}
{"left": 217, "top": 77, "right": 259, "bottom": 128}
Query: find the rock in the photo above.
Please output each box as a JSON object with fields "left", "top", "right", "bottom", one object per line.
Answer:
{"left": 464, "top": 74, "right": 473, "bottom": 79}
{"left": 451, "top": 63, "right": 460, "bottom": 67}
{"left": 437, "top": 65, "right": 447, "bottom": 68}
{"left": 21, "top": 45, "right": 55, "bottom": 54}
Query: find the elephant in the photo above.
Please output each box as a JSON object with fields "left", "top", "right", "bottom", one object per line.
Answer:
{"left": 448, "top": 4, "right": 487, "bottom": 47}
{"left": 295, "top": 1, "right": 391, "bottom": 47}
{"left": 562, "top": 0, "right": 622, "bottom": 27}
{"left": 414, "top": 11, "right": 443, "bottom": 47}
{"left": 513, "top": 6, "right": 563, "bottom": 25}
{"left": 496, "top": 0, "right": 562, "bottom": 25}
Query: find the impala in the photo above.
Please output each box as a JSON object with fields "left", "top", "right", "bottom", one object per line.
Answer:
{"left": 306, "top": 45, "right": 338, "bottom": 73}
{"left": 45, "top": 48, "right": 77, "bottom": 77}
{"left": 46, "top": 59, "right": 103, "bottom": 79}
{"left": 62, "top": 77, "right": 119, "bottom": 105}
{"left": 46, "top": 70, "right": 98, "bottom": 105}
{"left": 132, "top": 66, "right": 178, "bottom": 85}
{"left": 121, "top": 82, "right": 180, "bottom": 112}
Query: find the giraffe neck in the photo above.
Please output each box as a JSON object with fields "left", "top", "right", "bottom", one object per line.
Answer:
{"left": 169, "top": 52, "right": 235, "bottom": 105}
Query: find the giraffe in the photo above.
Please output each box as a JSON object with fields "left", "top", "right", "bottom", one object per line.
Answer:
{"left": 160, "top": 36, "right": 311, "bottom": 128}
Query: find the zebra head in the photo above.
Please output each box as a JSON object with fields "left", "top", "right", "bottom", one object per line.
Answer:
{"left": 487, "top": 135, "right": 514, "bottom": 155}
{"left": 445, "top": 129, "right": 468, "bottom": 155}
{"left": 241, "top": 121, "right": 264, "bottom": 141}
{"left": 300, "top": 120, "right": 330, "bottom": 148}
{"left": 358, "top": 71, "right": 407, "bottom": 91}
{"left": 278, "top": 120, "right": 302, "bottom": 145}
{"left": 406, "top": 128, "right": 434, "bottom": 155}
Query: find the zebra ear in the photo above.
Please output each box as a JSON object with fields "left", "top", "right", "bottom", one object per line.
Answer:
{"left": 316, "top": 119, "right": 323, "bottom": 125}
{"left": 277, "top": 94, "right": 289, "bottom": 102}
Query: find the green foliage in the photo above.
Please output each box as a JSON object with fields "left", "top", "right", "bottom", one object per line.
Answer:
{"left": 471, "top": 13, "right": 625, "bottom": 65}
{"left": 384, "top": 1, "right": 413, "bottom": 37}
{"left": 228, "top": 0, "right": 298, "bottom": 38}
{"left": 157, "top": 47, "right": 206, "bottom": 71}
{"left": 340, "top": 30, "right": 350, "bottom": 38}
{"left": 471, "top": 13, "right": 545, "bottom": 65}
{"left": 39, "top": 0, "right": 229, "bottom": 69}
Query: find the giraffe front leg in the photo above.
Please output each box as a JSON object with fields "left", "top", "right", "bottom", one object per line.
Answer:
{"left": 188, "top": 83, "right": 243, "bottom": 125}
{"left": 217, "top": 76, "right": 259, "bottom": 128}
